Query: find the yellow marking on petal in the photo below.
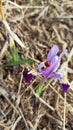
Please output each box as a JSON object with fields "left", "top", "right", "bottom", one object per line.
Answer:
{"left": 62, "top": 76, "right": 68, "bottom": 83}
{"left": 0, "top": 1, "right": 5, "bottom": 20}
{"left": 28, "top": 69, "right": 38, "bottom": 74}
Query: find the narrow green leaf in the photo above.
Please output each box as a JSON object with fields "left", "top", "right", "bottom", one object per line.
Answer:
{"left": 11, "top": 48, "right": 19, "bottom": 62}
{"left": 36, "top": 85, "right": 44, "bottom": 96}
{"left": 36, "top": 79, "right": 53, "bottom": 96}
{"left": 3, "top": 59, "right": 35, "bottom": 67}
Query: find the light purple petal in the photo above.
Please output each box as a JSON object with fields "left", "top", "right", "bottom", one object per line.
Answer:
{"left": 38, "top": 62, "right": 46, "bottom": 72}
{"left": 53, "top": 50, "right": 67, "bottom": 72}
{"left": 53, "top": 58, "right": 60, "bottom": 72}
{"left": 59, "top": 49, "right": 67, "bottom": 59}
{"left": 47, "top": 45, "right": 59, "bottom": 61}
{"left": 49, "top": 73, "right": 61, "bottom": 79}
{"left": 40, "top": 56, "right": 59, "bottom": 77}
{"left": 58, "top": 70, "right": 66, "bottom": 78}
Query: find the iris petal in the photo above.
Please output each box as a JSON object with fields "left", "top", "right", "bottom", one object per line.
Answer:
{"left": 61, "top": 83, "right": 70, "bottom": 92}
{"left": 59, "top": 50, "right": 67, "bottom": 59}
{"left": 47, "top": 45, "right": 59, "bottom": 61}
{"left": 38, "top": 62, "right": 46, "bottom": 72}
{"left": 49, "top": 73, "right": 61, "bottom": 79}
{"left": 40, "top": 56, "right": 59, "bottom": 77}
{"left": 23, "top": 69, "right": 33, "bottom": 83}
{"left": 52, "top": 50, "right": 67, "bottom": 72}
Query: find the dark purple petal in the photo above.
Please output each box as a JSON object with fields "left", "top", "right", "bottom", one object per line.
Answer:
{"left": 23, "top": 69, "right": 34, "bottom": 83}
{"left": 47, "top": 45, "right": 59, "bottom": 61}
{"left": 60, "top": 83, "right": 70, "bottom": 92}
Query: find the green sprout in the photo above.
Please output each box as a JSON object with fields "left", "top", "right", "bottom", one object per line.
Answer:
{"left": 36, "top": 79, "right": 52, "bottom": 96}
{"left": 3, "top": 33, "right": 34, "bottom": 67}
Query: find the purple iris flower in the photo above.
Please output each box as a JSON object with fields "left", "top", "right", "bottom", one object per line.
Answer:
{"left": 37, "top": 45, "right": 67, "bottom": 79}
{"left": 23, "top": 45, "right": 70, "bottom": 92}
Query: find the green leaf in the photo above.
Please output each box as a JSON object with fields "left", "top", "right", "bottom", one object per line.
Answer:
{"left": 3, "top": 59, "right": 35, "bottom": 67}
{"left": 11, "top": 48, "right": 19, "bottom": 62}
{"left": 5, "top": 53, "right": 12, "bottom": 61}
{"left": 36, "top": 79, "right": 53, "bottom": 96}
{"left": 36, "top": 85, "right": 44, "bottom": 96}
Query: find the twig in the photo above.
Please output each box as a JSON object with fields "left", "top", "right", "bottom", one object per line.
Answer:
{"left": 62, "top": 1, "right": 73, "bottom": 6}
{"left": 11, "top": 116, "right": 22, "bottom": 130}
{"left": 46, "top": 113, "right": 62, "bottom": 125}
{"left": 8, "top": 1, "right": 44, "bottom": 9}
{"left": 18, "top": 70, "right": 23, "bottom": 95}
{"left": 0, "top": 1, "right": 25, "bottom": 48}
{"left": 49, "top": 84, "right": 73, "bottom": 115}
{"left": 29, "top": 85, "right": 54, "bottom": 111}
{"left": 63, "top": 93, "right": 66, "bottom": 130}
{"left": 0, "top": 86, "right": 19, "bottom": 114}
{"left": 31, "top": 113, "right": 45, "bottom": 130}
{"left": 0, "top": 41, "right": 8, "bottom": 60}
{"left": 0, "top": 108, "right": 6, "bottom": 117}
{"left": 18, "top": 108, "right": 29, "bottom": 130}
{"left": 0, "top": 1, "right": 5, "bottom": 20}
{"left": 0, "top": 123, "right": 9, "bottom": 129}
{"left": 53, "top": 15, "right": 73, "bottom": 19}
{"left": 36, "top": 5, "right": 49, "bottom": 21}
{"left": 53, "top": 26, "right": 67, "bottom": 49}
{"left": 3, "top": 20, "right": 25, "bottom": 48}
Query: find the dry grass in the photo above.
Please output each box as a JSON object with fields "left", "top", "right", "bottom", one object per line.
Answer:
{"left": 0, "top": 0, "right": 73, "bottom": 130}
